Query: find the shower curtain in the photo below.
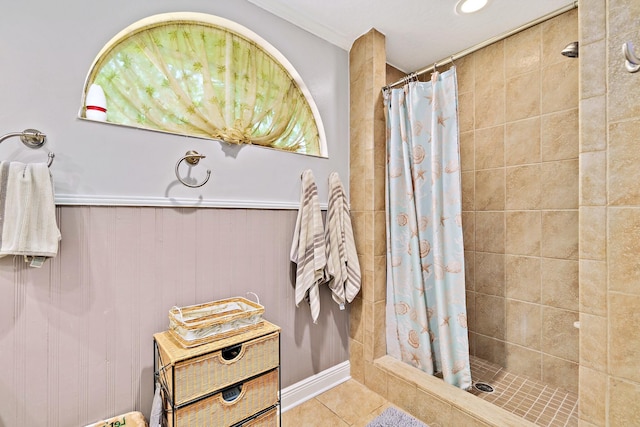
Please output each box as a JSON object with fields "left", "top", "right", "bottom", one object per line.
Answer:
{"left": 384, "top": 67, "right": 471, "bottom": 390}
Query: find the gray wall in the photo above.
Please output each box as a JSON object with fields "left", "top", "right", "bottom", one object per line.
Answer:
{"left": 1, "top": 1, "right": 349, "bottom": 207}
{"left": 0, "top": 1, "right": 350, "bottom": 426}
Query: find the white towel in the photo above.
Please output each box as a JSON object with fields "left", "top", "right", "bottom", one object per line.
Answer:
{"left": 0, "top": 162, "right": 61, "bottom": 263}
{"left": 324, "top": 172, "right": 361, "bottom": 308}
{"left": 290, "top": 169, "right": 326, "bottom": 323}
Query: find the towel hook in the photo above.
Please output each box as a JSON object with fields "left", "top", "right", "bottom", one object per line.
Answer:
{"left": 623, "top": 41, "right": 640, "bottom": 73}
{"left": 0, "top": 128, "right": 54, "bottom": 167}
{"left": 175, "top": 150, "right": 211, "bottom": 188}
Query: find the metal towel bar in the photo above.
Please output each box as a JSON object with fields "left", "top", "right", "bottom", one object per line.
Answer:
{"left": 0, "top": 128, "right": 55, "bottom": 167}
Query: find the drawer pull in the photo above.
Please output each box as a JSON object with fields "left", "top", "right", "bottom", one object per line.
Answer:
{"left": 221, "top": 384, "right": 243, "bottom": 403}
{"left": 221, "top": 344, "right": 242, "bottom": 361}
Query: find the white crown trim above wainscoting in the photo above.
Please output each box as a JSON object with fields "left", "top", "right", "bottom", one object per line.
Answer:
{"left": 54, "top": 194, "right": 329, "bottom": 210}
{"left": 280, "top": 360, "right": 351, "bottom": 413}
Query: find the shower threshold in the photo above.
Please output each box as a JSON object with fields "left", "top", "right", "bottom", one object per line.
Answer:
{"left": 468, "top": 356, "right": 578, "bottom": 427}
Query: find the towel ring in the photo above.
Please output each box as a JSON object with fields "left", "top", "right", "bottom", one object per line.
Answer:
{"left": 175, "top": 150, "right": 211, "bottom": 188}
{"left": 0, "top": 128, "right": 55, "bottom": 167}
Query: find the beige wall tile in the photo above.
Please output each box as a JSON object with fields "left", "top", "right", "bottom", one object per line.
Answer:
{"left": 579, "top": 260, "right": 607, "bottom": 317}
{"left": 609, "top": 208, "right": 640, "bottom": 295}
{"left": 475, "top": 125, "right": 504, "bottom": 170}
{"left": 506, "top": 255, "right": 541, "bottom": 303}
{"left": 581, "top": 40, "right": 607, "bottom": 99}
{"left": 465, "top": 250, "right": 476, "bottom": 291}
{"left": 466, "top": 291, "right": 476, "bottom": 331}
{"left": 350, "top": 338, "right": 365, "bottom": 382}
{"left": 541, "top": 258, "right": 579, "bottom": 311}
{"left": 462, "top": 171, "right": 475, "bottom": 211}
{"left": 475, "top": 81, "right": 505, "bottom": 129}
{"left": 579, "top": 206, "right": 606, "bottom": 261}
{"left": 579, "top": 96, "right": 607, "bottom": 153}
{"left": 580, "top": 151, "right": 607, "bottom": 206}
{"left": 541, "top": 8, "right": 579, "bottom": 67}
{"left": 506, "top": 299, "right": 542, "bottom": 349}
{"left": 541, "top": 210, "right": 579, "bottom": 260}
{"left": 541, "top": 60, "right": 579, "bottom": 114}
{"left": 579, "top": 0, "right": 605, "bottom": 45}
{"left": 414, "top": 389, "right": 453, "bottom": 426}
{"left": 505, "top": 117, "right": 541, "bottom": 166}
{"left": 539, "top": 159, "right": 579, "bottom": 209}
{"left": 475, "top": 334, "right": 506, "bottom": 366}
{"left": 609, "top": 292, "right": 640, "bottom": 383}
{"left": 451, "top": 410, "right": 493, "bottom": 427}
{"left": 364, "top": 361, "right": 387, "bottom": 398}
{"left": 387, "top": 373, "right": 418, "bottom": 415}
{"left": 505, "top": 211, "right": 542, "bottom": 256}
{"left": 579, "top": 366, "right": 607, "bottom": 425}
{"left": 373, "top": 301, "right": 386, "bottom": 358}
{"left": 475, "top": 212, "right": 505, "bottom": 253}
{"left": 609, "top": 0, "right": 640, "bottom": 37}
{"left": 475, "top": 40, "right": 504, "bottom": 85}
{"left": 608, "top": 32, "right": 640, "bottom": 122}
{"left": 459, "top": 91, "right": 475, "bottom": 133}
{"left": 374, "top": 255, "right": 386, "bottom": 303}
{"left": 542, "top": 354, "right": 578, "bottom": 393}
{"left": 505, "top": 25, "right": 541, "bottom": 76}
{"left": 457, "top": 53, "right": 475, "bottom": 94}
{"left": 506, "top": 71, "right": 541, "bottom": 122}
{"left": 506, "top": 165, "right": 541, "bottom": 210}
{"left": 475, "top": 169, "right": 505, "bottom": 211}
{"left": 460, "top": 131, "right": 475, "bottom": 172}
{"left": 475, "top": 252, "right": 505, "bottom": 297}
{"left": 579, "top": 313, "right": 607, "bottom": 371}
{"left": 609, "top": 377, "right": 640, "bottom": 427}
{"left": 541, "top": 108, "right": 579, "bottom": 161}
{"left": 609, "top": 118, "right": 640, "bottom": 205}
{"left": 505, "top": 343, "right": 542, "bottom": 380}
{"left": 542, "top": 307, "right": 579, "bottom": 362}
{"left": 475, "top": 294, "right": 505, "bottom": 339}
{"left": 462, "top": 212, "right": 475, "bottom": 251}
{"left": 351, "top": 296, "right": 364, "bottom": 342}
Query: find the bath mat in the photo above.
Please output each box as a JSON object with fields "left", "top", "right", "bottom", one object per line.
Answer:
{"left": 366, "top": 407, "right": 428, "bottom": 427}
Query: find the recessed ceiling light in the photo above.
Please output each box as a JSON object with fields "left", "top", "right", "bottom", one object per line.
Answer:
{"left": 455, "top": 0, "right": 488, "bottom": 14}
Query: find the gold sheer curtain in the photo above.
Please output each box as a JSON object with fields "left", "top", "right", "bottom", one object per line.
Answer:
{"left": 84, "top": 15, "right": 325, "bottom": 157}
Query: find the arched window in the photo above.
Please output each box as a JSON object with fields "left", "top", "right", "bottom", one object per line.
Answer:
{"left": 79, "top": 12, "right": 328, "bottom": 157}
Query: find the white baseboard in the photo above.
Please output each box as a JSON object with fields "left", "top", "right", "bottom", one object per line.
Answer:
{"left": 280, "top": 361, "right": 351, "bottom": 413}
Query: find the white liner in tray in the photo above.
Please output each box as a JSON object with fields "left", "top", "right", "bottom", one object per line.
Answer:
{"left": 168, "top": 297, "right": 264, "bottom": 347}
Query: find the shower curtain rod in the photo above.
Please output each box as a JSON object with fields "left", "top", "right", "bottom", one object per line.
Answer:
{"left": 383, "top": 0, "right": 578, "bottom": 91}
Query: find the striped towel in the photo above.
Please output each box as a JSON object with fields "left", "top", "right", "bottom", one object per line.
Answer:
{"left": 324, "top": 172, "right": 361, "bottom": 308}
{"left": 290, "top": 169, "right": 326, "bottom": 323}
{"left": 0, "top": 162, "right": 61, "bottom": 264}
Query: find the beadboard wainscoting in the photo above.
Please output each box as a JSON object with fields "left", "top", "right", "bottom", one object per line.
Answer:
{"left": 0, "top": 205, "right": 349, "bottom": 427}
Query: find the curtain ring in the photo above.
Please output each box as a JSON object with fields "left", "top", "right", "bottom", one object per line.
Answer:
{"left": 175, "top": 150, "right": 211, "bottom": 188}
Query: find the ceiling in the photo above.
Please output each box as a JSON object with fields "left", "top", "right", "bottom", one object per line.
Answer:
{"left": 247, "top": 0, "right": 576, "bottom": 72}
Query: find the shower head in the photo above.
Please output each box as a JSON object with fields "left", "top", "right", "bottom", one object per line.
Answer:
{"left": 561, "top": 41, "right": 579, "bottom": 58}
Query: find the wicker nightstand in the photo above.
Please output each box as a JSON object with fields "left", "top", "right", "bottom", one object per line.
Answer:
{"left": 154, "top": 321, "right": 281, "bottom": 427}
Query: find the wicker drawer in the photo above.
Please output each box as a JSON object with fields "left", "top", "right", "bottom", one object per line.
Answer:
{"left": 155, "top": 322, "right": 280, "bottom": 407}
{"left": 164, "top": 369, "right": 279, "bottom": 427}
{"left": 237, "top": 406, "right": 279, "bottom": 427}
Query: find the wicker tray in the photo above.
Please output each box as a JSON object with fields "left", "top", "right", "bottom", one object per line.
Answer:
{"left": 169, "top": 297, "right": 264, "bottom": 348}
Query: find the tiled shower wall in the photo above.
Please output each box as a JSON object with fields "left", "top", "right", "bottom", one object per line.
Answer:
{"left": 459, "top": 9, "right": 580, "bottom": 394}
{"left": 578, "top": 0, "right": 640, "bottom": 425}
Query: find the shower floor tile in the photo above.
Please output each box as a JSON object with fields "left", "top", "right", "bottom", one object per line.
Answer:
{"left": 469, "top": 356, "right": 578, "bottom": 427}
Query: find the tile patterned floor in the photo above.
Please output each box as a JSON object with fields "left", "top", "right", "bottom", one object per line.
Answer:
{"left": 281, "top": 379, "right": 399, "bottom": 427}
{"left": 469, "top": 356, "right": 578, "bottom": 427}
{"left": 283, "top": 355, "right": 579, "bottom": 427}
